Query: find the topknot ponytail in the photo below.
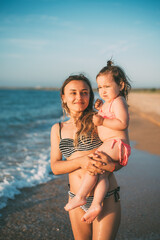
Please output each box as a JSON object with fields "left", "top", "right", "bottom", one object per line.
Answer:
{"left": 107, "top": 60, "right": 113, "bottom": 67}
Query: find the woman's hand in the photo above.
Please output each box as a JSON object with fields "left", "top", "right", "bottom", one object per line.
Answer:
{"left": 80, "top": 154, "right": 105, "bottom": 176}
{"left": 93, "top": 114, "right": 104, "bottom": 126}
{"left": 89, "top": 151, "right": 122, "bottom": 173}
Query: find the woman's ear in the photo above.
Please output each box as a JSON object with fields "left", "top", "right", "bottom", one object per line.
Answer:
{"left": 62, "top": 94, "right": 66, "bottom": 103}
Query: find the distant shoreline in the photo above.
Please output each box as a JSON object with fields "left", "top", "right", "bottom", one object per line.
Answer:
{"left": 0, "top": 87, "right": 160, "bottom": 92}
{"left": 0, "top": 86, "right": 60, "bottom": 91}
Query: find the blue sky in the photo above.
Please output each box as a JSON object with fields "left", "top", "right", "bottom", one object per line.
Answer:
{"left": 0, "top": 0, "right": 160, "bottom": 88}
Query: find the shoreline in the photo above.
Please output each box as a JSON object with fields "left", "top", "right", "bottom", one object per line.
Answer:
{"left": 0, "top": 175, "right": 74, "bottom": 240}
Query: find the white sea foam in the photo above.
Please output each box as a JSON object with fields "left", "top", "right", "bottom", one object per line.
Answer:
{"left": 0, "top": 146, "right": 54, "bottom": 210}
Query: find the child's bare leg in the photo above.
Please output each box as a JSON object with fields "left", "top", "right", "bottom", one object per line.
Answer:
{"left": 64, "top": 173, "right": 98, "bottom": 211}
{"left": 80, "top": 141, "right": 120, "bottom": 223}
{"left": 81, "top": 172, "right": 110, "bottom": 223}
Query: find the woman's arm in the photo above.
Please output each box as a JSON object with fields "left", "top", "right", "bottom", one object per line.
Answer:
{"left": 50, "top": 123, "right": 102, "bottom": 175}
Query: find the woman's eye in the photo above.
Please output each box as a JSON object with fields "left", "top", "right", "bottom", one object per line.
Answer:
{"left": 82, "top": 92, "right": 88, "bottom": 95}
{"left": 70, "top": 91, "right": 88, "bottom": 96}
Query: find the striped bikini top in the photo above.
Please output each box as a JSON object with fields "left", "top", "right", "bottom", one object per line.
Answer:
{"left": 59, "top": 122, "right": 103, "bottom": 159}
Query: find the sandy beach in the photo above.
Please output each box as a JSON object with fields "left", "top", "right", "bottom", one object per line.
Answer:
{"left": 0, "top": 92, "right": 160, "bottom": 240}
{"left": 128, "top": 92, "right": 160, "bottom": 156}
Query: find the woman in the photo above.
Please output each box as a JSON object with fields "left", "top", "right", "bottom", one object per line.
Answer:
{"left": 50, "top": 74, "right": 123, "bottom": 240}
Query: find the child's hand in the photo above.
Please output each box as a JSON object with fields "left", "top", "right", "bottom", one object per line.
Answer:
{"left": 94, "top": 99, "right": 103, "bottom": 110}
{"left": 93, "top": 114, "right": 104, "bottom": 126}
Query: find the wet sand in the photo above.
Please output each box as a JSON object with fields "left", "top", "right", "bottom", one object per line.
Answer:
{"left": 0, "top": 92, "right": 160, "bottom": 240}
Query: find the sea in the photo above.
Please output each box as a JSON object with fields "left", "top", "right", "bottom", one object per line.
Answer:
{"left": 0, "top": 89, "right": 64, "bottom": 210}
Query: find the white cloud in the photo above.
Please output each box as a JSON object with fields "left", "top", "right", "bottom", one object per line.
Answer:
{"left": 24, "top": 14, "right": 59, "bottom": 24}
{"left": 6, "top": 38, "right": 50, "bottom": 49}
{"left": 0, "top": 14, "right": 74, "bottom": 29}
{"left": 0, "top": 53, "right": 23, "bottom": 59}
{"left": 99, "top": 41, "right": 132, "bottom": 56}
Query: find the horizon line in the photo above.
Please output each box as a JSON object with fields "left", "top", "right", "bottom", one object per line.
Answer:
{"left": 0, "top": 86, "right": 160, "bottom": 92}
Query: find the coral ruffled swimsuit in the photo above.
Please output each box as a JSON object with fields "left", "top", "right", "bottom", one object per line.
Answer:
{"left": 98, "top": 99, "right": 131, "bottom": 166}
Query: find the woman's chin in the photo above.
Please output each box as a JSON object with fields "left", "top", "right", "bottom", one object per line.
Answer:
{"left": 71, "top": 107, "right": 87, "bottom": 114}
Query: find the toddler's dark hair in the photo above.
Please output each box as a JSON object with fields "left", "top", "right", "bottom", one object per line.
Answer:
{"left": 96, "top": 60, "right": 131, "bottom": 99}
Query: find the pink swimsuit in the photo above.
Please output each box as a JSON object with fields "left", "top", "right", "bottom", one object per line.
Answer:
{"left": 98, "top": 99, "right": 116, "bottom": 119}
{"left": 98, "top": 99, "right": 131, "bottom": 166}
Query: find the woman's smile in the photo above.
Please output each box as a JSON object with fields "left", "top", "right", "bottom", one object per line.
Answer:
{"left": 62, "top": 80, "right": 90, "bottom": 114}
{"left": 74, "top": 101, "right": 84, "bottom": 104}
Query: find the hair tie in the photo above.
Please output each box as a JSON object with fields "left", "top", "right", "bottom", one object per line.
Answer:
{"left": 107, "top": 60, "right": 113, "bottom": 67}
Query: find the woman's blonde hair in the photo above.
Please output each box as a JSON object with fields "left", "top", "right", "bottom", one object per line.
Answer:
{"left": 60, "top": 74, "right": 96, "bottom": 145}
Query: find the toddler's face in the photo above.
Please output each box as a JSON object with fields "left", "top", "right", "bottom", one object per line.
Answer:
{"left": 97, "top": 73, "right": 122, "bottom": 102}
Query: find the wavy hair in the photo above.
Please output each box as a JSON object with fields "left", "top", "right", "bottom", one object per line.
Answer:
{"left": 60, "top": 74, "right": 96, "bottom": 145}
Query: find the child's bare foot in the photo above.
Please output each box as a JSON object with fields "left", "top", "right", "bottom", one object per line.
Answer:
{"left": 81, "top": 204, "right": 102, "bottom": 223}
{"left": 64, "top": 195, "right": 87, "bottom": 211}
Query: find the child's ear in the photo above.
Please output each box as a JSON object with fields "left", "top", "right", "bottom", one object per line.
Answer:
{"left": 120, "top": 82, "right": 125, "bottom": 91}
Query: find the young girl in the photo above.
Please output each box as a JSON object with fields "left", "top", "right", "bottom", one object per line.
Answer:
{"left": 64, "top": 61, "right": 131, "bottom": 223}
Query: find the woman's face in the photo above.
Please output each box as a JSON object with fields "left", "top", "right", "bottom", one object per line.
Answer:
{"left": 62, "top": 80, "right": 90, "bottom": 115}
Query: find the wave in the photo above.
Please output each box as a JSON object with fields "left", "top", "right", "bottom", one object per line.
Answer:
{"left": 0, "top": 149, "right": 54, "bottom": 210}
{"left": 0, "top": 117, "right": 64, "bottom": 210}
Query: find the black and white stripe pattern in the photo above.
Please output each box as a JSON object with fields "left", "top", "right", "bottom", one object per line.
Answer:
{"left": 59, "top": 135, "right": 103, "bottom": 159}
{"left": 68, "top": 191, "right": 94, "bottom": 212}
{"left": 68, "top": 187, "right": 120, "bottom": 212}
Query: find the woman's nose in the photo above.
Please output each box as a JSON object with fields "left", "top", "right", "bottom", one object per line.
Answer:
{"left": 77, "top": 93, "right": 82, "bottom": 99}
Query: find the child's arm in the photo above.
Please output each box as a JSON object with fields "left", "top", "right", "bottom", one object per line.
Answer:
{"left": 93, "top": 97, "right": 129, "bottom": 131}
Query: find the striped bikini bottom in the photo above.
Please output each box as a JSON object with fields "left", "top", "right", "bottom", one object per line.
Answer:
{"left": 68, "top": 186, "right": 120, "bottom": 212}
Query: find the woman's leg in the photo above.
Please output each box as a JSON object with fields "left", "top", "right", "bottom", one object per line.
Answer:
{"left": 69, "top": 206, "right": 92, "bottom": 240}
{"left": 92, "top": 194, "right": 121, "bottom": 240}
{"left": 81, "top": 173, "right": 110, "bottom": 223}
{"left": 65, "top": 173, "right": 98, "bottom": 211}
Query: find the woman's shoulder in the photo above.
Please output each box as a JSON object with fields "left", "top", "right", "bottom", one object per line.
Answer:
{"left": 51, "top": 121, "right": 68, "bottom": 134}
{"left": 51, "top": 122, "right": 60, "bottom": 136}
{"left": 51, "top": 122, "right": 59, "bottom": 129}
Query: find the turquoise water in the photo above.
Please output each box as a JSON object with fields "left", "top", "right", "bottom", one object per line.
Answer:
{"left": 0, "top": 89, "right": 63, "bottom": 209}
